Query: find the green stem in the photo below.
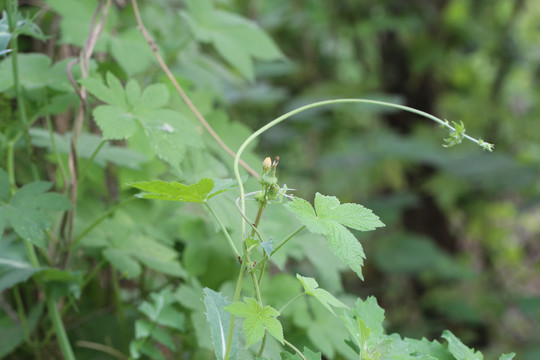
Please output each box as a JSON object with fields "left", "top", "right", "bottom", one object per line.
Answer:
{"left": 234, "top": 98, "right": 490, "bottom": 233}
{"left": 224, "top": 262, "right": 247, "bottom": 360}
{"left": 204, "top": 202, "right": 241, "bottom": 259}
{"left": 284, "top": 339, "right": 306, "bottom": 360}
{"left": 6, "top": 0, "right": 38, "bottom": 180}
{"left": 46, "top": 296, "right": 76, "bottom": 360}
{"left": 24, "top": 242, "right": 75, "bottom": 360}
{"left": 78, "top": 140, "right": 106, "bottom": 184}
{"left": 252, "top": 225, "right": 305, "bottom": 274}
{"left": 256, "top": 332, "right": 267, "bottom": 358}
{"left": 70, "top": 196, "right": 137, "bottom": 250}
{"left": 278, "top": 293, "right": 305, "bottom": 313}
{"left": 7, "top": 138, "right": 19, "bottom": 194}
{"left": 13, "top": 286, "right": 31, "bottom": 344}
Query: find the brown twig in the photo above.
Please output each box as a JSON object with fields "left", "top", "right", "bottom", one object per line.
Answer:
{"left": 130, "top": 0, "right": 259, "bottom": 178}
{"left": 62, "top": 0, "right": 112, "bottom": 263}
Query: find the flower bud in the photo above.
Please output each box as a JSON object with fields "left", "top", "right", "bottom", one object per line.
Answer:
{"left": 263, "top": 157, "right": 272, "bottom": 170}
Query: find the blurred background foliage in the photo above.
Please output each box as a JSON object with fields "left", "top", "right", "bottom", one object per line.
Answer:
{"left": 1, "top": 0, "right": 539, "bottom": 359}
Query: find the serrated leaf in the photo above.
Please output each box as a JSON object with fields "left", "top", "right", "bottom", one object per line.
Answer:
{"left": 137, "top": 83, "right": 170, "bottom": 110}
{"left": 204, "top": 288, "right": 238, "bottom": 360}
{"left": 296, "top": 274, "right": 348, "bottom": 316}
{"left": 0, "top": 182, "right": 71, "bottom": 249}
{"left": 284, "top": 193, "right": 384, "bottom": 279}
{"left": 129, "top": 178, "right": 214, "bottom": 203}
{"left": 224, "top": 297, "right": 283, "bottom": 347}
{"left": 354, "top": 296, "right": 385, "bottom": 339}
{"left": 93, "top": 105, "right": 137, "bottom": 140}
{"left": 405, "top": 337, "right": 454, "bottom": 360}
{"left": 441, "top": 330, "right": 483, "bottom": 360}
{"left": 138, "top": 108, "right": 202, "bottom": 170}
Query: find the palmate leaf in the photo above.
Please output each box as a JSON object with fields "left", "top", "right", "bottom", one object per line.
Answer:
{"left": 284, "top": 193, "right": 384, "bottom": 279}
{"left": 224, "top": 297, "right": 284, "bottom": 347}
{"left": 296, "top": 274, "right": 348, "bottom": 316}
{"left": 129, "top": 178, "right": 237, "bottom": 203}
{"left": 80, "top": 73, "right": 202, "bottom": 170}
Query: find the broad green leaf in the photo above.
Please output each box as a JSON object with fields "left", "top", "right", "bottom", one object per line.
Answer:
{"left": 0, "top": 168, "right": 9, "bottom": 202}
{"left": 109, "top": 28, "right": 154, "bottom": 76}
{"left": 0, "top": 303, "right": 43, "bottom": 358}
{"left": 138, "top": 108, "right": 202, "bottom": 169}
{"left": 354, "top": 296, "right": 385, "bottom": 339}
{"left": 137, "top": 83, "right": 170, "bottom": 110}
{"left": 441, "top": 330, "right": 483, "bottom": 360}
{"left": 296, "top": 274, "right": 348, "bottom": 316}
{"left": 285, "top": 193, "right": 384, "bottom": 279}
{"left": 0, "top": 182, "right": 71, "bottom": 249}
{"left": 0, "top": 53, "right": 51, "bottom": 91}
{"left": 83, "top": 73, "right": 202, "bottom": 169}
{"left": 93, "top": 105, "right": 137, "bottom": 140}
{"left": 129, "top": 178, "right": 214, "bottom": 203}
{"left": 405, "top": 337, "right": 454, "bottom": 360}
{"left": 136, "top": 288, "right": 184, "bottom": 347}
{"left": 181, "top": 0, "right": 283, "bottom": 81}
{"left": 87, "top": 211, "right": 186, "bottom": 279}
{"left": 204, "top": 288, "right": 238, "bottom": 360}
{"left": 30, "top": 129, "right": 147, "bottom": 170}
{"left": 0, "top": 258, "right": 42, "bottom": 292}
{"left": 224, "top": 297, "right": 283, "bottom": 347}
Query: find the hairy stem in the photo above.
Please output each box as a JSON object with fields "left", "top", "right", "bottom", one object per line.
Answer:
{"left": 284, "top": 339, "right": 307, "bottom": 360}
{"left": 224, "top": 261, "right": 247, "bottom": 360}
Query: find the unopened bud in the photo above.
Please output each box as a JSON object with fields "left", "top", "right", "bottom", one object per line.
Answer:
{"left": 263, "top": 157, "right": 272, "bottom": 170}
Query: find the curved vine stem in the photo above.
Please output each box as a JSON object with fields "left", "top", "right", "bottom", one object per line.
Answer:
{"left": 233, "top": 98, "right": 493, "bottom": 237}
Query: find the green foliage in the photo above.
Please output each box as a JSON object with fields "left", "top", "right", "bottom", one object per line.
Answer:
{"left": 130, "top": 288, "right": 186, "bottom": 359}
{"left": 284, "top": 193, "right": 384, "bottom": 279}
{"left": 0, "top": 1, "right": 528, "bottom": 359}
{"left": 296, "top": 274, "right": 348, "bottom": 316}
{"left": 81, "top": 73, "right": 202, "bottom": 170}
{"left": 0, "top": 180, "right": 71, "bottom": 249}
{"left": 204, "top": 288, "right": 239, "bottom": 360}
{"left": 225, "top": 297, "right": 284, "bottom": 347}
{"left": 181, "top": 0, "right": 283, "bottom": 81}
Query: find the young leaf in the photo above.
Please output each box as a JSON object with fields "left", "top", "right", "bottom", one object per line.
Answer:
{"left": 129, "top": 178, "right": 214, "bottom": 203}
{"left": 296, "top": 274, "right": 348, "bottom": 316}
{"left": 353, "top": 296, "right": 385, "bottom": 339}
{"left": 204, "top": 288, "right": 238, "bottom": 360}
{"left": 224, "top": 297, "right": 284, "bottom": 347}
{"left": 284, "top": 193, "right": 384, "bottom": 279}
{"left": 441, "top": 330, "right": 483, "bottom": 360}
{"left": 0, "top": 181, "right": 71, "bottom": 249}
{"left": 499, "top": 353, "right": 516, "bottom": 360}
{"left": 405, "top": 337, "right": 454, "bottom": 360}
